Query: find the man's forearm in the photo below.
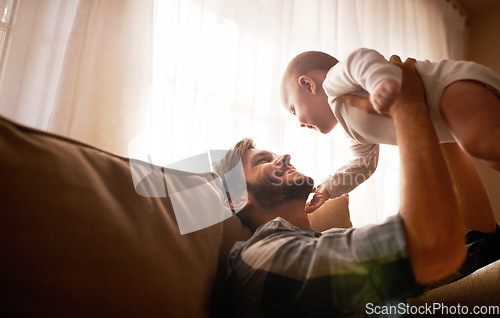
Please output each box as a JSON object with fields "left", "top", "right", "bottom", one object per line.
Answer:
{"left": 389, "top": 59, "right": 465, "bottom": 285}
{"left": 440, "top": 143, "right": 496, "bottom": 233}
{"left": 392, "top": 105, "right": 457, "bottom": 227}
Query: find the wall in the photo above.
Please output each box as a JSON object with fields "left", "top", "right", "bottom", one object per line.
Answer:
{"left": 462, "top": 2, "right": 500, "bottom": 223}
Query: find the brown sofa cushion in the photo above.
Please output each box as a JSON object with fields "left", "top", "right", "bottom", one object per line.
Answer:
{"left": 0, "top": 116, "right": 227, "bottom": 317}
{"left": 408, "top": 260, "right": 500, "bottom": 317}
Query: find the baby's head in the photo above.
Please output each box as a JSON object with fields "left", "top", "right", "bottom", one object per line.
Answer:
{"left": 280, "top": 51, "right": 339, "bottom": 134}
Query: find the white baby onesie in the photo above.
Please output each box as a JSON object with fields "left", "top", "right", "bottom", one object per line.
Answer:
{"left": 322, "top": 48, "right": 500, "bottom": 198}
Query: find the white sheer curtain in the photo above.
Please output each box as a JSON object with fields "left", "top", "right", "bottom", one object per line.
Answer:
{"left": 0, "top": 0, "right": 465, "bottom": 226}
{"left": 0, "top": 0, "right": 153, "bottom": 155}
{"left": 146, "top": 0, "right": 466, "bottom": 226}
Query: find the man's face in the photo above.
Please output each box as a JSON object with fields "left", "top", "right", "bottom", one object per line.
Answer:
{"left": 241, "top": 148, "right": 314, "bottom": 208}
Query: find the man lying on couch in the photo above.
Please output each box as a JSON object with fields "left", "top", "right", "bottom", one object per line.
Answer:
{"left": 213, "top": 57, "right": 500, "bottom": 317}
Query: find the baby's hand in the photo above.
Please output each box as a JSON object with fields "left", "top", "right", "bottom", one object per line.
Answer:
{"left": 305, "top": 185, "right": 330, "bottom": 213}
{"left": 370, "top": 79, "right": 400, "bottom": 114}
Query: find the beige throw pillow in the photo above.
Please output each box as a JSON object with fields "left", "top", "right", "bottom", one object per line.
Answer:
{"left": 307, "top": 195, "right": 352, "bottom": 231}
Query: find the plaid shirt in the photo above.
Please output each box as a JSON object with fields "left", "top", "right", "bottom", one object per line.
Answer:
{"left": 227, "top": 214, "right": 423, "bottom": 317}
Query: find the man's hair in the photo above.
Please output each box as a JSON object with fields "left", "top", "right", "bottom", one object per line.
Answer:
{"left": 212, "top": 138, "right": 255, "bottom": 212}
{"left": 281, "top": 51, "right": 338, "bottom": 103}
{"left": 213, "top": 138, "right": 255, "bottom": 178}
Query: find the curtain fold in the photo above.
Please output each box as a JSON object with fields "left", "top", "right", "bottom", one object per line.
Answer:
{"left": 0, "top": 0, "right": 466, "bottom": 226}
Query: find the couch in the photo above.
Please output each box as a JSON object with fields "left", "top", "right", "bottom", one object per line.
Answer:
{"left": 1, "top": 115, "right": 498, "bottom": 317}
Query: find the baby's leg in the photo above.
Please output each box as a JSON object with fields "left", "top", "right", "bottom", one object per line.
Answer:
{"left": 440, "top": 80, "right": 500, "bottom": 171}
{"left": 370, "top": 79, "right": 400, "bottom": 114}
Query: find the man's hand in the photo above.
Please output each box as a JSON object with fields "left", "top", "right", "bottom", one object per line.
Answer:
{"left": 305, "top": 185, "right": 330, "bottom": 213}
{"left": 386, "top": 55, "right": 427, "bottom": 118}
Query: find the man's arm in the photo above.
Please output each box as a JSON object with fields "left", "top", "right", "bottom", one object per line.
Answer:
{"left": 388, "top": 56, "right": 466, "bottom": 285}
{"left": 440, "top": 143, "right": 497, "bottom": 233}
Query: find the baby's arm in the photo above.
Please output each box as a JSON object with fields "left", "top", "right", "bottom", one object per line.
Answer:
{"left": 326, "top": 48, "right": 402, "bottom": 114}
{"left": 306, "top": 140, "right": 379, "bottom": 213}
{"left": 307, "top": 142, "right": 379, "bottom": 213}
{"left": 323, "top": 142, "right": 380, "bottom": 198}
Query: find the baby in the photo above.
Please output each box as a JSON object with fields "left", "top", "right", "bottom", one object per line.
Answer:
{"left": 281, "top": 48, "right": 500, "bottom": 212}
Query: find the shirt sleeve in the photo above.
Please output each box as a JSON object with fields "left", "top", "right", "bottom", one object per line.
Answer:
{"left": 322, "top": 140, "right": 379, "bottom": 198}
{"left": 325, "top": 48, "right": 403, "bottom": 99}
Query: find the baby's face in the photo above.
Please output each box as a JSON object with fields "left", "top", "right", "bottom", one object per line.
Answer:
{"left": 283, "top": 88, "right": 337, "bottom": 134}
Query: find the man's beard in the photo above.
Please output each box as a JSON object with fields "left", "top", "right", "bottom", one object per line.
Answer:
{"left": 246, "top": 174, "right": 314, "bottom": 208}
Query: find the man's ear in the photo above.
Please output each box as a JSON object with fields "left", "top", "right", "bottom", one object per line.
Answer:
{"left": 298, "top": 75, "right": 317, "bottom": 94}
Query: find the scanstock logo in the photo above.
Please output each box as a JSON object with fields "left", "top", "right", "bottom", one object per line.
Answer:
{"left": 128, "top": 138, "right": 246, "bottom": 235}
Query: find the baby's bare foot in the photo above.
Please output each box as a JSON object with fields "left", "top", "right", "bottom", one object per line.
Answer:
{"left": 370, "top": 79, "right": 400, "bottom": 114}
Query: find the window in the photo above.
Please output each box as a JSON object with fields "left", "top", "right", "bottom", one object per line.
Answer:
{"left": 0, "top": 0, "right": 16, "bottom": 74}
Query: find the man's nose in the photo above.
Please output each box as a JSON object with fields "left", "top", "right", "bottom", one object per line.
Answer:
{"left": 275, "top": 154, "right": 291, "bottom": 166}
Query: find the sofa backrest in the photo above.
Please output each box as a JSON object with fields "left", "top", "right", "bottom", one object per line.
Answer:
{"left": 0, "top": 116, "right": 253, "bottom": 317}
